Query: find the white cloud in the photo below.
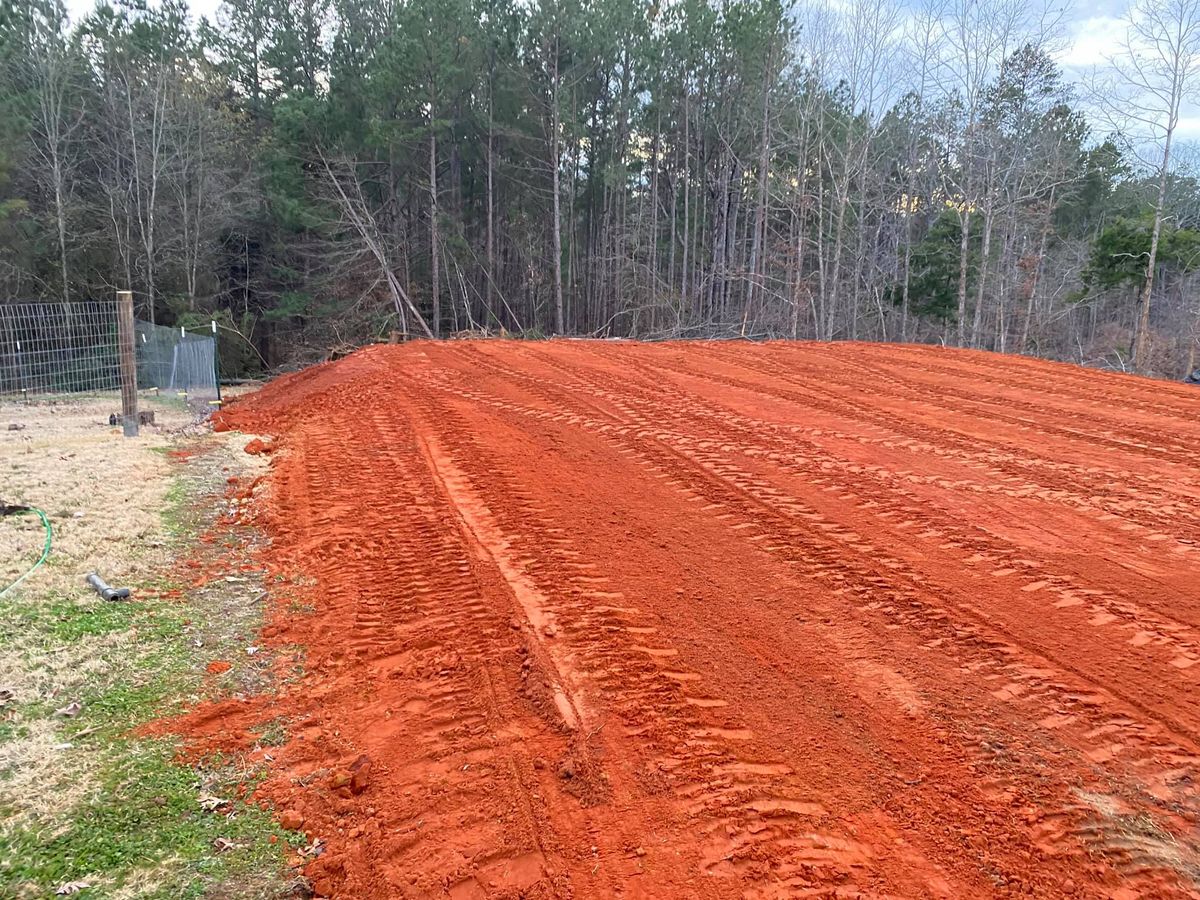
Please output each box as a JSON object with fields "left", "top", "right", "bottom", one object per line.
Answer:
{"left": 1057, "top": 14, "right": 1127, "bottom": 68}
{"left": 1175, "top": 116, "right": 1200, "bottom": 140}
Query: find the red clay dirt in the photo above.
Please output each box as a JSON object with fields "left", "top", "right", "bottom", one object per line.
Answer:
{"left": 169, "top": 340, "right": 1200, "bottom": 898}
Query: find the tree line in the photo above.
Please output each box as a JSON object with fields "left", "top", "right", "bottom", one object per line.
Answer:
{"left": 1, "top": 0, "right": 1198, "bottom": 378}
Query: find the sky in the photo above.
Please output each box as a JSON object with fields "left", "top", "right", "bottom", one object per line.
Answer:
{"left": 65, "top": 0, "right": 1134, "bottom": 66}
{"left": 65, "top": 0, "right": 1190, "bottom": 140}
{"left": 1053, "top": 2, "right": 1200, "bottom": 143}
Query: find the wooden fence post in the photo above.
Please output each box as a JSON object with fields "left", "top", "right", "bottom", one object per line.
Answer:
{"left": 117, "top": 290, "right": 138, "bottom": 437}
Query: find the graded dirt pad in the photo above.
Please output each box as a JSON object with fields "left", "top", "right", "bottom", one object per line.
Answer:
{"left": 175, "top": 340, "right": 1200, "bottom": 898}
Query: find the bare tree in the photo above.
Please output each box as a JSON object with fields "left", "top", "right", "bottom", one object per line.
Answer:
{"left": 936, "top": 0, "right": 1053, "bottom": 346}
{"left": 319, "top": 150, "right": 435, "bottom": 338}
{"left": 19, "top": 0, "right": 84, "bottom": 305}
{"left": 897, "top": 0, "right": 947, "bottom": 343}
{"left": 1098, "top": 0, "right": 1200, "bottom": 372}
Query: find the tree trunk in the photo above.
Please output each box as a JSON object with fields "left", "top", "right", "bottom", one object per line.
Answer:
{"left": 650, "top": 109, "right": 660, "bottom": 324}
{"left": 681, "top": 90, "right": 690, "bottom": 309}
{"left": 955, "top": 206, "right": 972, "bottom": 347}
{"left": 1019, "top": 187, "right": 1055, "bottom": 355}
{"left": 486, "top": 78, "right": 495, "bottom": 323}
{"left": 54, "top": 171, "right": 69, "bottom": 305}
{"left": 825, "top": 188, "right": 849, "bottom": 341}
{"left": 429, "top": 128, "right": 441, "bottom": 337}
{"left": 748, "top": 53, "right": 772, "bottom": 314}
{"left": 970, "top": 201, "right": 994, "bottom": 348}
{"left": 1133, "top": 128, "right": 1177, "bottom": 372}
{"left": 550, "top": 45, "right": 565, "bottom": 335}
{"left": 791, "top": 148, "right": 810, "bottom": 341}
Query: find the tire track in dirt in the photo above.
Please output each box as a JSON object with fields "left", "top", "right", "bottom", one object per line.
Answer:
{"left": 423, "top": 341, "right": 1200, "bottom": 893}
{"left": 848, "top": 347, "right": 1200, "bottom": 450}
{"left": 520, "top": 345, "right": 1200, "bottom": 735}
{"left": 170, "top": 356, "right": 622, "bottom": 899}
{"left": 281, "top": 397, "right": 575, "bottom": 899}
{"left": 399, "top": 371, "right": 937, "bottom": 897}
{"left": 619, "top": 345, "right": 1200, "bottom": 625}
{"left": 170, "top": 341, "right": 1200, "bottom": 898}
{"left": 743, "top": 345, "right": 1200, "bottom": 517}
{"left": 458, "top": 342, "right": 1200, "bottom": 639}
{"left": 797, "top": 345, "right": 1200, "bottom": 463}
{"left": 688, "top": 344, "right": 1200, "bottom": 527}
{"left": 592, "top": 346, "right": 1200, "bottom": 624}
{"left": 881, "top": 342, "right": 1200, "bottom": 422}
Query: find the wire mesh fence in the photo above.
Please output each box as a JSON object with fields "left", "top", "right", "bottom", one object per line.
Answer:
{"left": 0, "top": 301, "right": 121, "bottom": 395}
{"left": 0, "top": 301, "right": 219, "bottom": 412}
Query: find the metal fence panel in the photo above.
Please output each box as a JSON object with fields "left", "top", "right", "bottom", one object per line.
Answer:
{"left": 0, "top": 302, "right": 218, "bottom": 407}
{"left": 0, "top": 302, "right": 121, "bottom": 395}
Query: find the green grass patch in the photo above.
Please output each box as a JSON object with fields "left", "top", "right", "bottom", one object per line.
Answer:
{"left": 0, "top": 738, "right": 294, "bottom": 897}
{"left": 0, "top": 447, "right": 291, "bottom": 899}
{"left": 161, "top": 480, "right": 198, "bottom": 537}
{"left": 1, "top": 592, "right": 183, "bottom": 650}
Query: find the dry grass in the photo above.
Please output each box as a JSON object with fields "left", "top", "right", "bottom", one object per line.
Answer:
{"left": 0, "top": 394, "right": 192, "bottom": 587}
{"left": 0, "top": 395, "right": 194, "bottom": 827}
{"left": 0, "top": 393, "right": 290, "bottom": 899}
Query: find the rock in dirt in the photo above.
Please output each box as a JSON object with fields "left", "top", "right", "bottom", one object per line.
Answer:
{"left": 280, "top": 808, "right": 306, "bottom": 831}
{"left": 349, "top": 754, "right": 371, "bottom": 794}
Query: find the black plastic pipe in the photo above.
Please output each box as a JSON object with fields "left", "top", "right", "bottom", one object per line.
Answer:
{"left": 86, "top": 572, "right": 130, "bottom": 601}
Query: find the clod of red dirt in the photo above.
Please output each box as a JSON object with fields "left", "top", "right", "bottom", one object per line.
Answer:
{"left": 347, "top": 754, "right": 370, "bottom": 795}
{"left": 279, "top": 808, "right": 305, "bottom": 831}
{"left": 204, "top": 660, "right": 231, "bottom": 675}
{"left": 243, "top": 438, "right": 271, "bottom": 455}
{"left": 161, "top": 341, "right": 1200, "bottom": 899}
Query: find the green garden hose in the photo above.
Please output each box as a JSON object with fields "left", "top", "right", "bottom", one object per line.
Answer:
{"left": 0, "top": 505, "right": 52, "bottom": 599}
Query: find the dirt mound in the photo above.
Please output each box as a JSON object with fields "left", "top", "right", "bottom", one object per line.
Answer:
{"left": 166, "top": 340, "right": 1200, "bottom": 898}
